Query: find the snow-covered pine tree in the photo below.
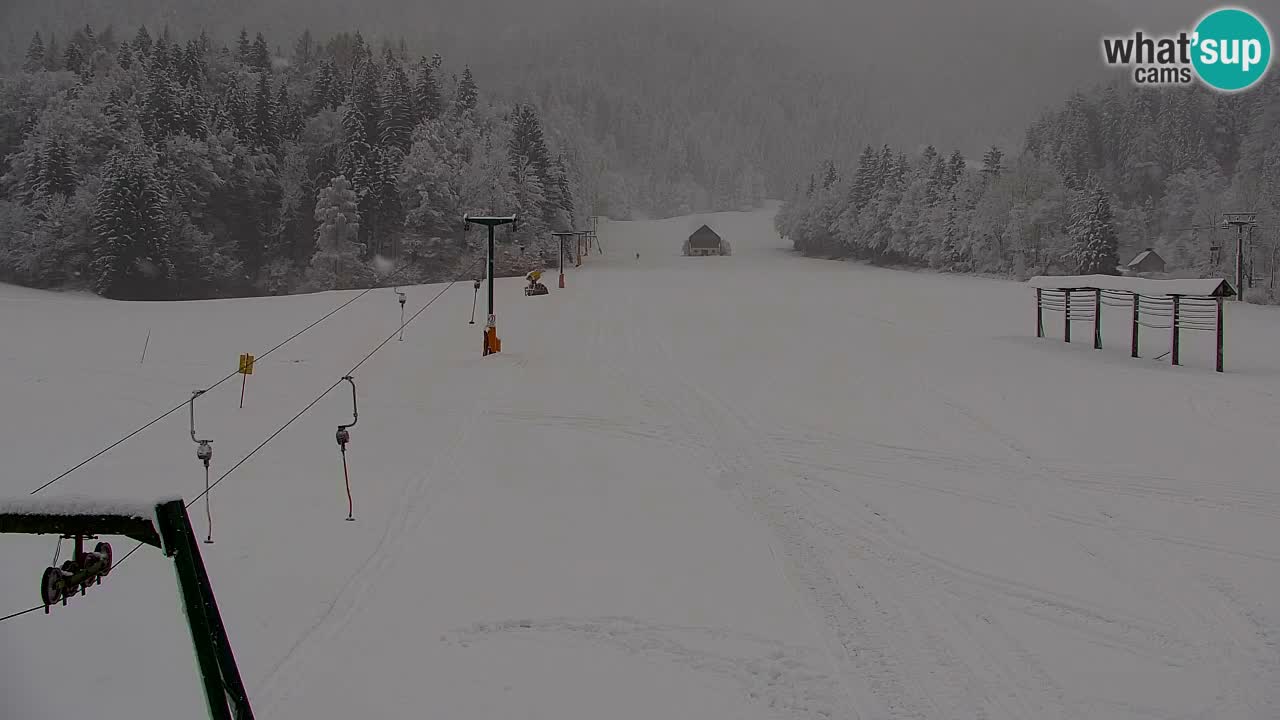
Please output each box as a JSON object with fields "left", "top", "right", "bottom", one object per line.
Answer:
{"left": 294, "top": 30, "right": 315, "bottom": 69}
{"left": 509, "top": 104, "right": 551, "bottom": 182}
{"left": 509, "top": 152, "right": 548, "bottom": 240}
{"left": 938, "top": 200, "right": 965, "bottom": 269}
{"left": 277, "top": 83, "right": 304, "bottom": 143}
{"left": 413, "top": 56, "right": 442, "bottom": 122}
{"left": 1098, "top": 84, "right": 1128, "bottom": 174}
{"left": 455, "top": 66, "right": 478, "bottom": 114}
{"left": 932, "top": 151, "right": 951, "bottom": 186}
{"left": 379, "top": 61, "right": 414, "bottom": 153}
{"left": 150, "top": 36, "right": 174, "bottom": 72}
{"left": 311, "top": 61, "right": 342, "bottom": 112}
{"left": 142, "top": 60, "right": 183, "bottom": 142}
{"left": 116, "top": 42, "right": 134, "bottom": 69}
{"left": 43, "top": 34, "right": 61, "bottom": 71}
{"left": 236, "top": 29, "right": 252, "bottom": 65}
{"left": 921, "top": 145, "right": 939, "bottom": 170}
{"left": 554, "top": 154, "right": 576, "bottom": 228}
{"left": 178, "top": 40, "right": 206, "bottom": 88}
{"left": 252, "top": 71, "right": 279, "bottom": 153}
{"left": 91, "top": 150, "right": 172, "bottom": 299}
{"left": 133, "top": 26, "right": 152, "bottom": 56}
{"left": 63, "top": 42, "right": 86, "bottom": 77}
{"left": 363, "top": 147, "right": 402, "bottom": 258}
{"left": 74, "top": 24, "right": 97, "bottom": 52}
{"left": 350, "top": 59, "right": 383, "bottom": 147}
{"left": 1069, "top": 180, "right": 1120, "bottom": 275}
{"left": 947, "top": 151, "right": 966, "bottom": 187}
{"left": 340, "top": 99, "right": 371, "bottom": 183}
{"left": 251, "top": 33, "right": 272, "bottom": 72}
{"left": 224, "top": 78, "right": 254, "bottom": 140}
{"left": 981, "top": 146, "right": 1003, "bottom": 180}
{"left": 34, "top": 139, "right": 77, "bottom": 200}
{"left": 24, "top": 33, "right": 45, "bottom": 72}
{"left": 820, "top": 159, "right": 838, "bottom": 189}
{"left": 180, "top": 85, "right": 210, "bottom": 139}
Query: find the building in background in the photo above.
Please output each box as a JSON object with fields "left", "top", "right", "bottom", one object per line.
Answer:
{"left": 1121, "top": 248, "right": 1166, "bottom": 276}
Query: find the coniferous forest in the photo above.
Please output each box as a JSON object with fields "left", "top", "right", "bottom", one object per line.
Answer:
{"left": 776, "top": 76, "right": 1280, "bottom": 301}
{"left": 0, "top": 25, "right": 591, "bottom": 299}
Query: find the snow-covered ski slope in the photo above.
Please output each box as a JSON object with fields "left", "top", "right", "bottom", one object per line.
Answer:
{"left": 3, "top": 205, "right": 1280, "bottom": 719}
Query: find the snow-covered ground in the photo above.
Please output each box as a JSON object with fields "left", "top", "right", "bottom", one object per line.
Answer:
{"left": 3, "top": 205, "right": 1280, "bottom": 719}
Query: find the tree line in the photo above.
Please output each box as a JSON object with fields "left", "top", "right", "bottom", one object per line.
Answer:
{"left": 776, "top": 76, "right": 1280, "bottom": 300}
{"left": 0, "top": 25, "right": 583, "bottom": 299}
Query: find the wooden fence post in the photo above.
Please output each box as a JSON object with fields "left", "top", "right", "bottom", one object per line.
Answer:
{"left": 1131, "top": 294, "right": 1140, "bottom": 357}
{"left": 1093, "top": 289, "right": 1102, "bottom": 349}
{"left": 1064, "top": 291, "right": 1071, "bottom": 343}
{"left": 1216, "top": 295, "right": 1224, "bottom": 373}
{"left": 1036, "top": 289, "right": 1043, "bottom": 338}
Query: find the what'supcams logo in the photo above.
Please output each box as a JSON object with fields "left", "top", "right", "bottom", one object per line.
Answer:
{"left": 1102, "top": 7, "right": 1272, "bottom": 91}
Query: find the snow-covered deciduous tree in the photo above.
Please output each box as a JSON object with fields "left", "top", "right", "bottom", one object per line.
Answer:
{"left": 308, "top": 174, "right": 365, "bottom": 288}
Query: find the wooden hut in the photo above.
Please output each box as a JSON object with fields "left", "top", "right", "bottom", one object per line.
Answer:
{"left": 684, "top": 225, "right": 725, "bottom": 256}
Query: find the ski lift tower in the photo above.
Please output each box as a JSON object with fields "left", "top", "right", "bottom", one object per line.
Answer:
{"left": 1223, "top": 213, "right": 1256, "bottom": 302}
{"left": 464, "top": 214, "right": 518, "bottom": 355}
{"left": 551, "top": 231, "right": 576, "bottom": 288}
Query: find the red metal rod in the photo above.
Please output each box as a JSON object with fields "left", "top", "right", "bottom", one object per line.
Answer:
{"left": 342, "top": 450, "right": 353, "bottom": 521}
{"left": 205, "top": 465, "right": 213, "bottom": 544}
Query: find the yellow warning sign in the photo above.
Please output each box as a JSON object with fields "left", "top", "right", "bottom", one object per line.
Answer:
{"left": 238, "top": 353, "right": 255, "bottom": 375}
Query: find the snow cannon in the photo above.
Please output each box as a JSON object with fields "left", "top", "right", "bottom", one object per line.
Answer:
{"left": 40, "top": 536, "right": 113, "bottom": 611}
{"left": 524, "top": 269, "right": 549, "bottom": 296}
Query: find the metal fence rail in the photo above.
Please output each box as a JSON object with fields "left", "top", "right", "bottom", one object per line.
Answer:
{"left": 1034, "top": 281, "right": 1230, "bottom": 372}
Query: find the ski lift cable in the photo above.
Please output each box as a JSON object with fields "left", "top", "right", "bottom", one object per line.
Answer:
{"left": 0, "top": 605, "right": 42, "bottom": 623}
{"left": 3, "top": 260, "right": 482, "bottom": 626}
{"left": 27, "top": 263, "right": 419, "bottom": 496}
{"left": 186, "top": 257, "right": 484, "bottom": 512}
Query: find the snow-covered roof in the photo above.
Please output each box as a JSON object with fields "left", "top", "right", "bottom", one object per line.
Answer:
{"left": 0, "top": 495, "right": 176, "bottom": 519}
{"left": 689, "top": 225, "right": 722, "bottom": 247}
{"left": 0, "top": 495, "right": 180, "bottom": 547}
{"left": 1126, "top": 249, "right": 1163, "bottom": 267}
{"left": 1027, "top": 275, "right": 1235, "bottom": 298}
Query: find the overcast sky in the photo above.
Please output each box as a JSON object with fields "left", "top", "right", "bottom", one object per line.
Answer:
{"left": 3, "top": 0, "right": 1276, "bottom": 155}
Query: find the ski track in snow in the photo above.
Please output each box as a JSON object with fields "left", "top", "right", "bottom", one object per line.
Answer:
{"left": 252, "top": 352, "right": 532, "bottom": 715}
{"left": 449, "top": 616, "right": 846, "bottom": 719}
{"left": 4, "top": 205, "right": 1280, "bottom": 719}
{"left": 618, "top": 302, "right": 1018, "bottom": 720}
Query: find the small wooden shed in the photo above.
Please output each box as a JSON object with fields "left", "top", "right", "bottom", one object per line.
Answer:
{"left": 684, "top": 225, "right": 725, "bottom": 256}
{"left": 1122, "top": 248, "right": 1166, "bottom": 276}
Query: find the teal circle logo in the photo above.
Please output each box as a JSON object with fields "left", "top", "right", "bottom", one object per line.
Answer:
{"left": 1192, "top": 8, "right": 1272, "bottom": 91}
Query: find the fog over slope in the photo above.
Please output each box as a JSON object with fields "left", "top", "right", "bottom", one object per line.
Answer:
{"left": 0, "top": 0, "right": 1224, "bottom": 157}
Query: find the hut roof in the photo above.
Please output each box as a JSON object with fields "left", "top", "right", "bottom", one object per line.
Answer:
{"left": 1126, "top": 249, "right": 1164, "bottom": 268}
{"left": 688, "top": 225, "right": 722, "bottom": 248}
